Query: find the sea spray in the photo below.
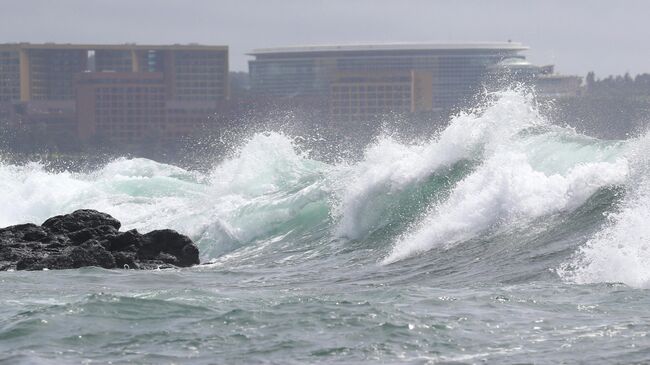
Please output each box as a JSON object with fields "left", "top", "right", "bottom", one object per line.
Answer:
{"left": 0, "top": 133, "right": 332, "bottom": 260}
{"left": 383, "top": 151, "right": 628, "bottom": 264}
{"left": 334, "top": 90, "right": 543, "bottom": 241}
{"left": 3, "top": 89, "right": 650, "bottom": 364}
{"left": 382, "top": 91, "right": 629, "bottom": 263}
{"left": 0, "top": 162, "right": 93, "bottom": 226}
{"left": 0, "top": 90, "right": 637, "bottom": 269}
{"left": 559, "top": 131, "right": 650, "bottom": 288}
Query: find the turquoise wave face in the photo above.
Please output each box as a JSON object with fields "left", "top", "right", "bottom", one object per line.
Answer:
{"left": 0, "top": 89, "right": 647, "bottom": 287}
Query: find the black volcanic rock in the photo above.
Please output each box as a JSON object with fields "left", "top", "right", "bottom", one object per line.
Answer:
{"left": 0, "top": 210, "right": 200, "bottom": 271}
{"left": 42, "top": 209, "right": 121, "bottom": 234}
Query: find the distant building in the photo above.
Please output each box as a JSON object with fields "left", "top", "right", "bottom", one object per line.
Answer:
{"left": 488, "top": 60, "right": 583, "bottom": 98}
{"left": 536, "top": 74, "right": 582, "bottom": 99}
{"left": 75, "top": 72, "right": 166, "bottom": 145}
{"left": 330, "top": 70, "right": 433, "bottom": 122}
{"left": 248, "top": 42, "right": 529, "bottom": 116}
{"left": 0, "top": 49, "right": 20, "bottom": 102}
{"left": 0, "top": 43, "right": 229, "bottom": 147}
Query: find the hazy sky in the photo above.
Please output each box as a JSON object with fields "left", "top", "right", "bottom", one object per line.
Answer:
{"left": 1, "top": 0, "right": 648, "bottom": 77}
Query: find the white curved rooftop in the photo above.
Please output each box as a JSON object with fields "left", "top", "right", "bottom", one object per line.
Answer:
{"left": 495, "top": 57, "right": 536, "bottom": 67}
{"left": 249, "top": 42, "right": 528, "bottom": 55}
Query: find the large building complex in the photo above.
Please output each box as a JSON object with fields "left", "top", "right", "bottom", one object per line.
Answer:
{"left": 0, "top": 43, "right": 228, "bottom": 147}
{"left": 0, "top": 41, "right": 584, "bottom": 154}
{"left": 248, "top": 42, "right": 529, "bottom": 118}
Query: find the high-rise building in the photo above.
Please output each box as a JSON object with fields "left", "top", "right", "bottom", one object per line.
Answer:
{"left": 0, "top": 43, "right": 229, "bottom": 147}
{"left": 248, "top": 42, "right": 529, "bottom": 113}
{"left": 0, "top": 43, "right": 229, "bottom": 102}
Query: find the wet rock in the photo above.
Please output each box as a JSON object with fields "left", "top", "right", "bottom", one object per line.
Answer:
{"left": 0, "top": 209, "right": 200, "bottom": 271}
{"left": 42, "top": 209, "right": 121, "bottom": 234}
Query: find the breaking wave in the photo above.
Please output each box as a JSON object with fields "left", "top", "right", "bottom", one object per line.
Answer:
{"left": 1, "top": 89, "right": 649, "bottom": 288}
{"left": 558, "top": 133, "right": 650, "bottom": 288}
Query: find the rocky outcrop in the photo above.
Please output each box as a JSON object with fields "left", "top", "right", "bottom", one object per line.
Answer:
{"left": 0, "top": 210, "right": 200, "bottom": 271}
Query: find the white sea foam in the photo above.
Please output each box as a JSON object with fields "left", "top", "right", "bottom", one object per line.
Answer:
{"left": 0, "top": 132, "right": 330, "bottom": 258}
{"left": 0, "top": 162, "right": 93, "bottom": 226}
{"left": 0, "top": 90, "right": 637, "bottom": 266}
{"left": 558, "top": 132, "right": 650, "bottom": 288}
{"left": 381, "top": 91, "right": 629, "bottom": 264}
{"left": 335, "top": 90, "right": 545, "bottom": 240}
{"left": 384, "top": 151, "right": 628, "bottom": 264}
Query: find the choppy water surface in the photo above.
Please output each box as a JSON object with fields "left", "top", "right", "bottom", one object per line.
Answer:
{"left": 2, "top": 91, "right": 650, "bottom": 364}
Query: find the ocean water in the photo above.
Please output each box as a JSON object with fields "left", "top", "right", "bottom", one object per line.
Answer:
{"left": 2, "top": 90, "right": 650, "bottom": 364}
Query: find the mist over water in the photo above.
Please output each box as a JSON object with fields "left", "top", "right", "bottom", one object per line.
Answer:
{"left": 3, "top": 90, "right": 650, "bottom": 363}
